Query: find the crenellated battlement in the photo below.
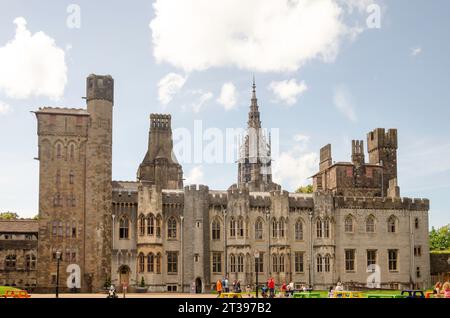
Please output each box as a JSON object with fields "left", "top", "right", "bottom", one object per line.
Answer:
{"left": 288, "top": 196, "right": 314, "bottom": 209}
{"left": 162, "top": 191, "right": 185, "bottom": 205}
{"left": 150, "top": 113, "right": 171, "bottom": 130}
{"left": 335, "top": 196, "right": 429, "bottom": 211}
{"left": 249, "top": 195, "right": 271, "bottom": 207}
{"left": 184, "top": 184, "right": 210, "bottom": 194}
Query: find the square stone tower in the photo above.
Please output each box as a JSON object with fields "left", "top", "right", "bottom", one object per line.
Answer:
{"left": 34, "top": 74, "right": 113, "bottom": 292}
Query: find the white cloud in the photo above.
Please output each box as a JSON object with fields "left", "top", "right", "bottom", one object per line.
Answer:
{"left": 333, "top": 85, "right": 357, "bottom": 122}
{"left": 158, "top": 72, "right": 187, "bottom": 105}
{"left": 0, "top": 101, "right": 11, "bottom": 115}
{"left": 0, "top": 17, "right": 67, "bottom": 100}
{"left": 185, "top": 166, "right": 205, "bottom": 184}
{"left": 217, "top": 82, "right": 238, "bottom": 110}
{"left": 273, "top": 134, "right": 319, "bottom": 190}
{"left": 411, "top": 47, "right": 422, "bottom": 56}
{"left": 150, "top": 0, "right": 368, "bottom": 72}
{"left": 269, "top": 79, "right": 308, "bottom": 106}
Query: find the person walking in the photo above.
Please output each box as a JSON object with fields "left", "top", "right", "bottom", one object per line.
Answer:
{"left": 216, "top": 279, "right": 223, "bottom": 296}
{"left": 268, "top": 277, "right": 275, "bottom": 298}
{"left": 281, "top": 282, "right": 287, "bottom": 297}
{"left": 224, "top": 277, "right": 229, "bottom": 293}
{"left": 236, "top": 280, "right": 241, "bottom": 293}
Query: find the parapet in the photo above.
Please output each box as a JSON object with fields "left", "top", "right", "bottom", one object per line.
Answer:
{"left": 86, "top": 74, "right": 114, "bottom": 104}
{"left": 367, "top": 128, "right": 398, "bottom": 152}
{"left": 334, "top": 196, "right": 429, "bottom": 211}
{"left": 288, "top": 195, "right": 314, "bottom": 209}
{"left": 150, "top": 114, "right": 171, "bottom": 130}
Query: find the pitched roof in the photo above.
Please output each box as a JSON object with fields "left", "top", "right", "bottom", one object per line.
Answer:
{"left": 0, "top": 219, "right": 39, "bottom": 233}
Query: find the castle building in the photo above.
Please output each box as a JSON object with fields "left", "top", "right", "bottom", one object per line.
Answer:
{"left": 1, "top": 74, "right": 430, "bottom": 293}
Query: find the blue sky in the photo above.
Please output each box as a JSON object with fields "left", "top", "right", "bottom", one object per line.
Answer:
{"left": 0, "top": 0, "right": 449, "bottom": 228}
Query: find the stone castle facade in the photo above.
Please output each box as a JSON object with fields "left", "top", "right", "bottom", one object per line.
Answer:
{"left": 0, "top": 74, "right": 430, "bottom": 292}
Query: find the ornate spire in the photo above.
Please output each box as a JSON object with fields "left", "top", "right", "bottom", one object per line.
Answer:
{"left": 248, "top": 76, "right": 261, "bottom": 129}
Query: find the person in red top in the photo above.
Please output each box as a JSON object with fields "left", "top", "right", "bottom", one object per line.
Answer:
{"left": 268, "top": 277, "right": 275, "bottom": 298}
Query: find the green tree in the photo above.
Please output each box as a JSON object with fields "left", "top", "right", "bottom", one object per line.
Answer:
{"left": 140, "top": 276, "right": 146, "bottom": 287}
{"left": 429, "top": 225, "right": 450, "bottom": 251}
{"left": 295, "top": 185, "right": 313, "bottom": 194}
{"left": 0, "top": 212, "right": 19, "bottom": 220}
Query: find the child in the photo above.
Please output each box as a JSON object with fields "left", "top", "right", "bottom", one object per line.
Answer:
{"left": 443, "top": 282, "right": 450, "bottom": 298}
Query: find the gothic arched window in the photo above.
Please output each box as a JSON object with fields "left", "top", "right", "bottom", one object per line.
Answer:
{"left": 255, "top": 218, "right": 263, "bottom": 240}
{"left": 167, "top": 217, "right": 177, "bottom": 239}
{"left": 295, "top": 219, "right": 304, "bottom": 240}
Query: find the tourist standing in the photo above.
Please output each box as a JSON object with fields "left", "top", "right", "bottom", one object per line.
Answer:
{"left": 216, "top": 279, "right": 223, "bottom": 296}
{"left": 268, "top": 277, "right": 275, "bottom": 298}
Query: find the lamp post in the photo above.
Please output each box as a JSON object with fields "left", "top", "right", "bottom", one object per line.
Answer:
{"left": 265, "top": 208, "right": 271, "bottom": 277}
{"left": 180, "top": 215, "right": 184, "bottom": 293}
{"left": 222, "top": 207, "right": 228, "bottom": 280}
{"left": 254, "top": 250, "right": 260, "bottom": 298}
{"left": 308, "top": 210, "right": 313, "bottom": 288}
{"left": 55, "top": 250, "right": 61, "bottom": 298}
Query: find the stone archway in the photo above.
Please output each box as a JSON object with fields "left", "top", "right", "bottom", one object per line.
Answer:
{"left": 118, "top": 265, "right": 131, "bottom": 287}
{"left": 195, "top": 277, "right": 202, "bottom": 294}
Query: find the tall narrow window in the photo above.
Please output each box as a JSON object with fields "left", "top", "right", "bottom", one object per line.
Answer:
{"left": 272, "top": 219, "right": 278, "bottom": 238}
{"left": 69, "top": 144, "right": 75, "bottom": 161}
{"left": 316, "top": 254, "right": 323, "bottom": 273}
{"left": 272, "top": 254, "right": 278, "bottom": 273}
{"left": 139, "top": 215, "right": 145, "bottom": 236}
{"left": 316, "top": 219, "right": 322, "bottom": 238}
{"left": 255, "top": 253, "right": 264, "bottom": 273}
{"left": 71, "top": 221, "right": 77, "bottom": 238}
{"left": 56, "top": 170, "right": 61, "bottom": 185}
{"left": 323, "top": 218, "right": 330, "bottom": 238}
{"left": 56, "top": 143, "right": 62, "bottom": 159}
{"left": 295, "top": 220, "right": 304, "bottom": 240}
{"left": 138, "top": 253, "right": 145, "bottom": 273}
{"left": 388, "top": 249, "right": 398, "bottom": 271}
{"left": 388, "top": 216, "right": 397, "bottom": 233}
{"left": 237, "top": 254, "right": 244, "bottom": 273}
{"left": 324, "top": 255, "right": 330, "bottom": 272}
{"left": 167, "top": 217, "right": 177, "bottom": 239}
{"left": 58, "top": 221, "right": 63, "bottom": 237}
{"left": 156, "top": 253, "right": 161, "bottom": 273}
{"left": 230, "top": 218, "right": 236, "bottom": 237}
{"left": 156, "top": 216, "right": 161, "bottom": 238}
{"left": 345, "top": 249, "right": 355, "bottom": 271}
{"left": 345, "top": 216, "right": 354, "bottom": 233}
{"left": 255, "top": 219, "right": 263, "bottom": 240}
{"left": 52, "top": 221, "right": 57, "bottom": 237}
{"left": 415, "top": 218, "right": 419, "bottom": 229}
{"left": 69, "top": 171, "right": 74, "bottom": 184}
{"left": 147, "top": 253, "right": 154, "bottom": 272}
{"left": 295, "top": 252, "right": 304, "bottom": 273}
{"left": 366, "top": 216, "right": 375, "bottom": 233}
{"left": 167, "top": 252, "right": 178, "bottom": 273}
{"left": 148, "top": 214, "right": 155, "bottom": 236}
{"left": 230, "top": 254, "right": 236, "bottom": 273}
{"left": 119, "top": 217, "right": 129, "bottom": 239}
{"left": 212, "top": 252, "right": 222, "bottom": 273}
{"left": 212, "top": 219, "right": 220, "bottom": 240}
{"left": 279, "top": 219, "right": 285, "bottom": 238}
{"left": 279, "top": 254, "right": 285, "bottom": 272}
{"left": 237, "top": 217, "right": 244, "bottom": 237}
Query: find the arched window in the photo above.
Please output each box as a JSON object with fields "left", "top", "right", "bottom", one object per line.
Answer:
{"left": 316, "top": 254, "right": 323, "bottom": 273}
{"left": 255, "top": 219, "right": 263, "bottom": 240}
{"left": 272, "top": 254, "right": 278, "bottom": 273}
{"left": 316, "top": 218, "right": 322, "bottom": 238}
{"left": 344, "top": 215, "right": 354, "bottom": 233}
{"left": 148, "top": 214, "right": 155, "bottom": 236}
{"left": 415, "top": 217, "right": 419, "bottom": 229}
{"left": 272, "top": 219, "right": 279, "bottom": 238}
{"left": 323, "top": 218, "right": 330, "bottom": 238}
{"left": 230, "top": 254, "right": 236, "bottom": 273}
{"left": 279, "top": 254, "right": 285, "bottom": 272}
{"left": 147, "top": 253, "right": 154, "bottom": 272}
{"left": 156, "top": 215, "right": 162, "bottom": 238}
{"left": 366, "top": 215, "right": 375, "bottom": 233}
{"left": 295, "top": 219, "right": 304, "bottom": 240}
{"left": 388, "top": 216, "right": 397, "bottom": 233}
{"left": 237, "top": 217, "right": 244, "bottom": 237}
{"left": 237, "top": 254, "right": 244, "bottom": 272}
{"left": 138, "top": 253, "right": 145, "bottom": 273}
{"left": 324, "top": 255, "right": 331, "bottom": 272}
{"left": 167, "top": 217, "right": 177, "bottom": 239}
{"left": 119, "top": 217, "right": 129, "bottom": 239}
{"left": 69, "top": 171, "right": 74, "bottom": 184}
{"left": 279, "top": 218, "right": 285, "bottom": 238}
{"left": 229, "top": 217, "right": 236, "bottom": 237}
{"left": 58, "top": 221, "right": 63, "bottom": 237}
{"left": 212, "top": 218, "right": 220, "bottom": 240}
{"left": 52, "top": 221, "right": 57, "bottom": 237}
{"left": 139, "top": 215, "right": 145, "bottom": 236}
{"left": 156, "top": 253, "right": 161, "bottom": 273}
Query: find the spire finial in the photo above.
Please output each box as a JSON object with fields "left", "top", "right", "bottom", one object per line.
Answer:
{"left": 252, "top": 74, "right": 256, "bottom": 92}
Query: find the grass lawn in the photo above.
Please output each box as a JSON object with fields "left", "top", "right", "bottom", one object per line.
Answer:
{"left": 0, "top": 286, "right": 21, "bottom": 296}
